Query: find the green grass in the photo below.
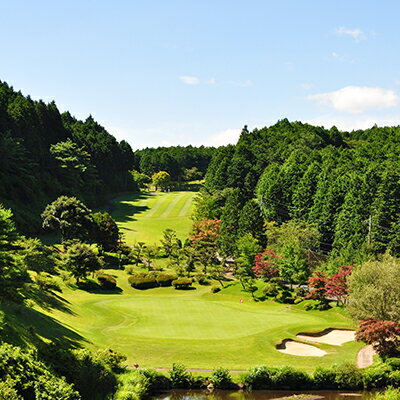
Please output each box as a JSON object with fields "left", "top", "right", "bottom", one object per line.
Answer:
{"left": 35, "top": 271, "right": 362, "bottom": 371}
{"left": 109, "top": 191, "right": 195, "bottom": 245}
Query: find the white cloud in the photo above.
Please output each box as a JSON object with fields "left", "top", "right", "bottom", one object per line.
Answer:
{"left": 308, "top": 86, "right": 399, "bottom": 114}
{"left": 335, "top": 26, "right": 366, "bottom": 42}
{"left": 306, "top": 116, "right": 400, "bottom": 131}
{"left": 205, "top": 78, "right": 216, "bottom": 85}
{"left": 205, "top": 128, "right": 241, "bottom": 147}
{"left": 179, "top": 76, "right": 200, "bottom": 85}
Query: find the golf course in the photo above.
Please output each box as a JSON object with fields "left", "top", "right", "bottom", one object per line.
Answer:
{"left": 109, "top": 191, "right": 195, "bottom": 244}
{"left": 34, "top": 190, "right": 364, "bottom": 371}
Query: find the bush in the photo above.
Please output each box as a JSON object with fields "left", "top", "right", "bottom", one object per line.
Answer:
{"left": 240, "top": 366, "right": 275, "bottom": 389}
{"left": 210, "top": 367, "right": 233, "bottom": 389}
{"left": 272, "top": 366, "right": 311, "bottom": 389}
{"left": 0, "top": 379, "right": 22, "bottom": 400}
{"left": 156, "top": 273, "right": 177, "bottom": 287}
{"left": 262, "top": 282, "right": 279, "bottom": 297}
{"left": 387, "top": 358, "right": 400, "bottom": 371}
{"left": 128, "top": 274, "right": 158, "bottom": 290}
{"left": 313, "top": 366, "right": 337, "bottom": 389}
{"left": 195, "top": 274, "right": 210, "bottom": 285}
{"left": 34, "top": 273, "right": 61, "bottom": 292}
{"left": 363, "top": 364, "right": 391, "bottom": 389}
{"left": 172, "top": 278, "right": 193, "bottom": 290}
{"left": 374, "top": 388, "right": 400, "bottom": 400}
{"left": 97, "top": 274, "right": 117, "bottom": 289}
{"left": 211, "top": 285, "right": 221, "bottom": 293}
{"left": 333, "top": 362, "right": 363, "bottom": 390}
{"left": 390, "top": 371, "right": 400, "bottom": 387}
{"left": 169, "top": 363, "right": 193, "bottom": 388}
{"left": 96, "top": 348, "right": 127, "bottom": 371}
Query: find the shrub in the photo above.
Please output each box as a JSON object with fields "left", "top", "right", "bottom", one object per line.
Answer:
{"left": 262, "top": 282, "right": 279, "bottom": 297}
{"left": 0, "top": 379, "right": 22, "bottom": 400}
{"left": 172, "top": 278, "right": 193, "bottom": 290}
{"left": 128, "top": 274, "right": 158, "bottom": 290}
{"left": 34, "top": 273, "right": 61, "bottom": 292}
{"left": 240, "top": 366, "right": 275, "bottom": 389}
{"left": 138, "top": 369, "right": 170, "bottom": 392}
{"left": 169, "top": 363, "right": 192, "bottom": 388}
{"left": 390, "top": 371, "right": 400, "bottom": 387}
{"left": 363, "top": 364, "right": 391, "bottom": 389}
{"left": 272, "top": 366, "right": 311, "bottom": 389}
{"left": 34, "top": 375, "right": 81, "bottom": 400}
{"left": 374, "top": 388, "right": 400, "bottom": 400}
{"left": 210, "top": 367, "right": 233, "bottom": 389}
{"left": 97, "top": 274, "right": 117, "bottom": 289}
{"left": 211, "top": 285, "right": 221, "bottom": 293}
{"left": 387, "top": 358, "right": 400, "bottom": 371}
{"left": 333, "top": 362, "right": 363, "bottom": 390}
{"left": 156, "top": 273, "right": 177, "bottom": 287}
{"left": 195, "top": 274, "right": 210, "bottom": 285}
{"left": 96, "top": 349, "right": 127, "bottom": 371}
{"left": 313, "top": 366, "right": 337, "bottom": 389}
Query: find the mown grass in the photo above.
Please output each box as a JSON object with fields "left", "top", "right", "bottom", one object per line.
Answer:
{"left": 109, "top": 191, "right": 195, "bottom": 245}
{"left": 34, "top": 270, "right": 362, "bottom": 371}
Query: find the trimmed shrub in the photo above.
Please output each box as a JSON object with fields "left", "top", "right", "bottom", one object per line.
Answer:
{"left": 241, "top": 366, "right": 275, "bottom": 389}
{"left": 156, "top": 273, "right": 177, "bottom": 287}
{"left": 128, "top": 274, "right": 158, "bottom": 290}
{"left": 172, "top": 278, "right": 193, "bottom": 290}
{"left": 195, "top": 274, "right": 210, "bottom": 285}
{"left": 210, "top": 367, "right": 233, "bottom": 389}
{"left": 169, "top": 363, "right": 193, "bottom": 388}
{"left": 97, "top": 274, "right": 117, "bottom": 289}
{"left": 211, "top": 285, "right": 221, "bottom": 293}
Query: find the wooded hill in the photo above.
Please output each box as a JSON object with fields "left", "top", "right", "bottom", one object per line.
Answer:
{"left": 0, "top": 81, "right": 138, "bottom": 233}
{"left": 201, "top": 119, "right": 400, "bottom": 260}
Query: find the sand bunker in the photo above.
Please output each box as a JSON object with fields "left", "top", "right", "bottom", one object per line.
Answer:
{"left": 297, "top": 329, "right": 355, "bottom": 346}
{"left": 277, "top": 339, "right": 327, "bottom": 357}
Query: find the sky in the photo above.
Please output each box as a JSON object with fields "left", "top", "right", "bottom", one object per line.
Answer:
{"left": 1, "top": 0, "right": 400, "bottom": 149}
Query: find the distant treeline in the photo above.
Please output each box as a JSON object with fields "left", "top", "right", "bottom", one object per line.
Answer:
{"left": 0, "top": 81, "right": 138, "bottom": 233}
{"left": 201, "top": 119, "right": 400, "bottom": 258}
{"left": 133, "top": 145, "right": 215, "bottom": 181}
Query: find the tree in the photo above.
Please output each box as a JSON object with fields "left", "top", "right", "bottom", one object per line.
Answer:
{"left": 16, "top": 237, "right": 55, "bottom": 272}
{"left": 236, "top": 233, "right": 262, "bottom": 276}
{"left": 324, "top": 265, "right": 354, "bottom": 305}
{"left": 356, "top": 318, "right": 400, "bottom": 356}
{"left": 41, "top": 196, "right": 94, "bottom": 242}
{"left": 347, "top": 256, "right": 400, "bottom": 321}
{"left": 152, "top": 171, "right": 171, "bottom": 191}
{"left": 130, "top": 170, "right": 151, "bottom": 189}
{"left": 62, "top": 242, "right": 102, "bottom": 282}
{"left": 130, "top": 242, "right": 146, "bottom": 266}
{"left": 161, "top": 229, "right": 181, "bottom": 257}
{"left": 92, "top": 212, "right": 119, "bottom": 253}
{"left": 238, "top": 200, "right": 266, "bottom": 247}
{"left": 252, "top": 248, "right": 280, "bottom": 280}
{"left": 306, "top": 270, "right": 329, "bottom": 308}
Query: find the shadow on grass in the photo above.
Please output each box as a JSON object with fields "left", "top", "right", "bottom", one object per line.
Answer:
{"left": 1, "top": 300, "right": 86, "bottom": 349}
{"left": 68, "top": 280, "right": 123, "bottom": 295}
{"left": 110, "top": 192, "right": 152, "bottom": 224}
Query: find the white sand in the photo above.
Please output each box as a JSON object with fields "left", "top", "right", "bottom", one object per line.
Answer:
{"left": 277, "top": 340, "right": 327, "bottom": 357}
{"left": 297, "top": 329, "right": 355, "bottom": 346}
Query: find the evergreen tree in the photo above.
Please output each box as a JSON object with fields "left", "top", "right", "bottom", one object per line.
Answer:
{"left": 237, "top": 199, "right": 266, "bottom": 247}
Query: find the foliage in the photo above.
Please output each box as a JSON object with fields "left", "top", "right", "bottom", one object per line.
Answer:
{"left": 97, "top": 273, "right": 117, "bottom": 289}
{"left": 41, "top": 196, "right": 94, "bottom": 242}
{"left": 324, "top": 265, "right": 353, "bottom": 305}
{"left": 152, "top": 171, "right": 171, "bottom": 191}
{"left": 62, "top": 242, "right": 103, "bottom": 282}
{"left": 253, "top": 248, "right": 280, "bottom": 280}
{"left": 356, "top": 318, "right": 400, "bottom": 357}
{"left": 16, "top": 237, "right": 55, "bottom": 272}
{"left": 210, "top": 367, "right": 233, "bottom": 389}
{"left": 172, "top": 278, "right": 193, "bottom": 290}
{"left": 347, "top": 256, "right": 400, "bottom": 321}
{"left": 92, "top": 212, "right": 119, "bottom": 252}
{"left": 128, "top": 271, "right": 177, "bottom": 289}
{"left": 169, "top": 363, "right": 193, "bottom": 388}
{"left": 160, "top": 229, "right": 181, "bottom": 257}
{"left": 95, "top": 349, "right": 127, "bottom": 372}
{"left": 34, "top": 272, "right": 61, "bottom": 292}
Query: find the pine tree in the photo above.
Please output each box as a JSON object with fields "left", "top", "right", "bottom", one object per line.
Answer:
{"left": 237, "top": 199, "right": 266, "bottom": 247}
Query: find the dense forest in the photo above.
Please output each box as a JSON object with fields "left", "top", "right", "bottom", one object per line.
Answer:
{"left": 0, "top": 81, "right": 138, "bottom": 233}
{"left": 197, "top": 119, "right": 400, "bottom": 263}
{"left": 133, "top": 145, "right": 215, "bottom": 182}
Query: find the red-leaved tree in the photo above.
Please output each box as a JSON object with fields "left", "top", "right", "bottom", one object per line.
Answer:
{"left": 306, "top": 270, "right": 327, "bottom": 303}
{"left": 325, "top": 265, "right": 354, "bottom": 305}
{"left": 252, "top": 248, "right": 281, "bottom": 280}
{"left": 356, "top": 318, "right": 400, "bottom": 356}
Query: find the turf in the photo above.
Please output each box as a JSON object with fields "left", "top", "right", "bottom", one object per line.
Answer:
{"left": 37, "top": 272, "right": 362, "bottom": 371}
{"left": 109, "top": 191, "right": 195, "bottom": 245}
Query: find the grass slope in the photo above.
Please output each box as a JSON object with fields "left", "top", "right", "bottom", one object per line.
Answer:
{"left": 36, "top": 272, "right": 362, "bottom": 371}
{"left": 109, "top": 191, "right": 195, "bottom": 245}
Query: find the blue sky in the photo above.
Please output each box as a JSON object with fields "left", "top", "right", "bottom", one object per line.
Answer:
{"left": 1, "top": 0, "right": 400, "bottom": 149}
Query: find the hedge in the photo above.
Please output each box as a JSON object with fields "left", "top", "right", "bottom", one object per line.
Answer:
{"left": 128, "top": 272, "right": 177, "bottom": 290}
{"left": 172, "top": 278, "right": 193, "bottom": 290}
{"left": 97, "top": 274, "right": 117, "bottom": 289}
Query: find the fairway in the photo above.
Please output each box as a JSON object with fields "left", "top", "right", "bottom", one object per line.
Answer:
{"left": 40, "top": 272, "right": 362, "bottom": 371}
{"left": 109, "top": 191, "right": 195, "bottom": 245}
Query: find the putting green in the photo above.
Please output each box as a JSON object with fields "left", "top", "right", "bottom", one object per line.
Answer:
{"left": 42, "top": 274, "right": 362, "bottom": 371}
{"left": 109, "top": 191, "right": 195, "bottom": 245}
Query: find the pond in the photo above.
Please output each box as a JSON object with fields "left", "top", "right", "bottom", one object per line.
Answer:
{"left": 152, "top": 389, "right": 376, "bottom": 400}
